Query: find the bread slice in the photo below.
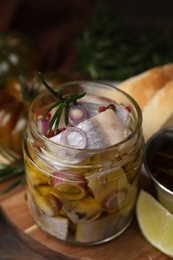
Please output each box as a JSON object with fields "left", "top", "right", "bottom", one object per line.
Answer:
{"left": 142, "top": 80, "right": 173, "bottom": 141}
{"left": 117, "top": 63, "right": 173, "bottom": 109}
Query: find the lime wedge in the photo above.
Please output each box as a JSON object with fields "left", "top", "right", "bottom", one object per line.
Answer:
{"left": 136, "top": 189, "right": 173, "bottom": 257}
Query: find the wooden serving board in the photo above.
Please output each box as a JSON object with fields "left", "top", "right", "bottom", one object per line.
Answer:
{"left": 0, "top": 174, "right": 170, "bottom": 260}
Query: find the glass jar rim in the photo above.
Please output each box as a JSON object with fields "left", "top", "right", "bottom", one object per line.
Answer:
{"left": 29, "top": 80, "right": 142, "bottom": 153}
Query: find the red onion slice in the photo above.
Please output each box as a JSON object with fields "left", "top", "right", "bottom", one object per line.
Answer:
{"left": 60, "top": 127, "right": 87, "bottom": 149}
{"left": 37, "top": 118, "right": 49, "bottom": 136}
{"left": 102, "top": 188, "right": 127, "bottom": 209}
{"left": 51, "top": 171, "right": 87, "bottom": 200}
{"left": 45, "top": 194, "right": 62, "bottom": 210}
{"left": 68, "top": 105, "right": 88, "bottom": 125}
{"left": 51, "top": 171, "right": 86, "bottom": 185}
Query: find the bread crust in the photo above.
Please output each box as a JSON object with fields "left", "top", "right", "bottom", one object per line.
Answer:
{"left": 117, "top": 63, "right": 173, "bottom": 109}
{"left": 142, "top": 80, "right": 173, "bottom": 141}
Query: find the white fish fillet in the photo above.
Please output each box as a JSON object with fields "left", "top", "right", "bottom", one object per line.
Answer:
{"left": 51, "top": 108, "right": 130, "bottom": 149}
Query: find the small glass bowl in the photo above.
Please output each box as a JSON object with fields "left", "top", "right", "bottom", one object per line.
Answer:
{"left": 144, "top": 126, "right": 173, "bottom": 214}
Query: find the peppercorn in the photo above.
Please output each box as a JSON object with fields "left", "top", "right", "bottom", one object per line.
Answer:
{"left": 107, "top": 104, "right": 116, "bottom": 111}
{"left": 98, "top": 106, "right": 107, "bottom": 113}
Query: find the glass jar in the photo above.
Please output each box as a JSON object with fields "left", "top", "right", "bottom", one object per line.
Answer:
{"left": 23, "top": 81, "right": 143, "bottom": 245}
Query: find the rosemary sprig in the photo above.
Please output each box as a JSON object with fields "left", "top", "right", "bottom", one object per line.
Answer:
{"left": 38, "top": 72, "right": 86, "bottom": 134}
{"left": 2, "top": 176, "right": 25, "bottom": 194}
{"left": 0, "top": 145, "right": 25, "bottom": 193}
{"left": 75, "top": 2, "right": 173, "bottom": 80}
{"left": 19, "top": 74, "right": 41, "bottom": 102}
{"left": 0, "top": 160, "right": 25, "bottom": 193}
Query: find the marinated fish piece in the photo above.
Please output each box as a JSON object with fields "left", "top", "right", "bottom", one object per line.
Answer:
{"left": 26, "top": 162, "right": 49, "bottom": 186}
{"left": 63, "top": 195, "right": 103, "bottom": 224}
{"left": 29, "top": 196, "right": 69, "bottom": 240}
{"left": 76, "top": 212, "right": 121, "bottom": 243}
{"left": 86, "top": 167, "right": 130, "bottom": 210}
{"left": 51, "top": 108, "right": 130, "bottom": 149}
{"left": 28, "top": 182, "right": 59, "bottom": 216}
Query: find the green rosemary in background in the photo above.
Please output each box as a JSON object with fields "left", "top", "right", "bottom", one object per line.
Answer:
{"left": 75, "top": 2, "right": 173, "bottom": 80}
{"left": 0, "top": 146, "right": 25, "bottom": 193}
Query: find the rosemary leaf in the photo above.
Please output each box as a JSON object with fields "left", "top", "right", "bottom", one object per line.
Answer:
{"left": 48, "top": 104, "right": 64, "bottom": 134}
{"left": 43, "top": 101, "right": 61, "bottom": 119}
{"left": 38, "top": 72, "right": 63, "bottom": 101}
{"left": 0, "top": 167, "right": 23, "bottom": 176}
{"left": 19, "top": 75, "right": 30, "bottom": 101}
{"left": 67, "top": 92, "right": 86, "bottom": 104}
{"left": 54, "top": 104, "right": 65, "bottom": 134}
{"left": 0, "top": 144, "right": 25, "bottom": 193}
{"left": 0, "top": 167, "right": 14, "bottom": 175}
{"left": 0, "top": 170, "right": 23, "bottom": 183}
{"left": 20, "top": 174, "right": 26, "bottom": 185}
{"left": 2, "top": 178, "right": 22, "bottom": 194}
{"left": 64, "top": 104, "right": 69, "bottom": 126}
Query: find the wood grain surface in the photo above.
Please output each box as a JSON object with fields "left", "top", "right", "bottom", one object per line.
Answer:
{"left": 0, "top": 172, "right": 171, "bottom": 260}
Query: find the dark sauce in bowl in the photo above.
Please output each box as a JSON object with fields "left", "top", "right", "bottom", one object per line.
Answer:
{"left": 151, "top": 141, "right": 173, "bottom": 192}
{"left": 144, "top": 128, "right": 173, "bottom": 193}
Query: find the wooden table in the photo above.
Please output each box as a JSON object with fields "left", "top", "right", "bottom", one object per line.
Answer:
{"left": 0, "top": 172, "right": 171, "bottom": 260}
{"left": 0, "top": 182, "right": 46, "bottom": 260}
